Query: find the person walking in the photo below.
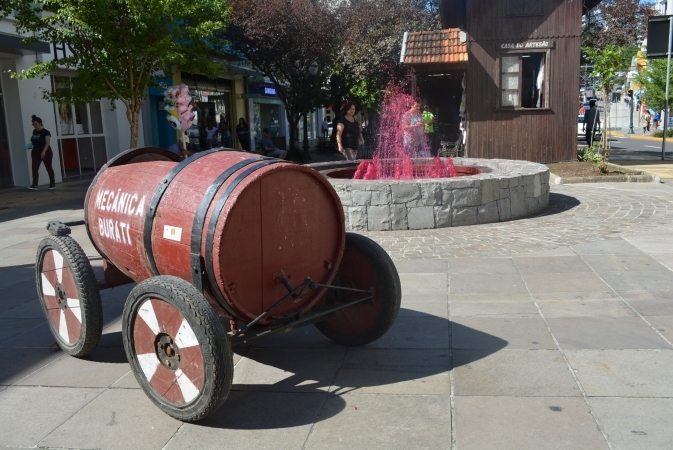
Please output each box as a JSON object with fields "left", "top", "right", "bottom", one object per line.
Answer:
{"left": 642, "top": 111, "right": 651, "bottom": 135}
{"left": 219, "top": 114, "right": 232, "bottom": 148}
{"left": 336, "top": 102, "right": 361, "bottom": 161}
{"left": 421, "top": 104, "right": 436, "bottom": 156}
{"left": 654, "top": 111, "right": 661, "bottom": 132}
{"left": 28, "top": 115, "right": 55, "bottom": 190}
{"left": 582, "top": 99, "right": 601, "bottom": 146}
{"left": 236, "top": 118, "right": 251, "bottom": 152}
{"left": 204, "top": 120, "right": 219, "bottom": 149}
{"left": 402, "top": 100, "right": 428, "bottom": 157}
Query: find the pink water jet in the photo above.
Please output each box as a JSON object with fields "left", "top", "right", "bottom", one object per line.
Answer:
{"left": 355, "top": 84, "right": 457, "bottom": 180}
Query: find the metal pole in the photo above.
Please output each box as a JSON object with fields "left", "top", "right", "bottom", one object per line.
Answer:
{"left": 662, "top": 16, "right": 673, "bottom": 161}
{"left": 629, "top": 93, "right": 635, "bottom": 134}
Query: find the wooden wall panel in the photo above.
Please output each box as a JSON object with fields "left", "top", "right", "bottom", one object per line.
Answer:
{"left": 464, "top": 0, "right": 581, "bottom": 162}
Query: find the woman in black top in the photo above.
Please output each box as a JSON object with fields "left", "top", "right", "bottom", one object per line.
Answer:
{"left": 336, "top": 102, "right": 361, "bottom": 161}
{"left": 28, "top": 115, "right": 55, "bottom": 190}
{"left": 236, "top": 117, "right": 251, "bottom": 152}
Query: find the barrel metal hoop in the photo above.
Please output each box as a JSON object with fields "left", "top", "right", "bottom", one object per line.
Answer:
{"left": 143, "top": 149, "right": 221, "bottom": 276}
{"left": 189, "top": 157, "right": 267, "bottom": 291}
{"left": 84, "top": 147, "right": 179, "bottom": 265}
{"left": 204, "top": 159, "right": 283, "bottom": 310}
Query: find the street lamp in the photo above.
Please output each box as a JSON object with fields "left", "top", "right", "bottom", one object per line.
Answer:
{"left": 302, "top": 61, "right": 319, "bottom": 161}
{"left": 628, "top": 89, "right": 635, "bottom": 134}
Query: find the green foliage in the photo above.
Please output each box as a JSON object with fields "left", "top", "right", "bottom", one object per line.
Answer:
{"left": 0, "top": 0, "right": 230, "bottom": 147}
{"left": 635, "top": 59, "right": 673, "bottom": 111}
{"left": 578, "top": 144, "right": 610, "bottom": 173}
{"left": 652, "top": 128, "right": 673, "bottom": 138}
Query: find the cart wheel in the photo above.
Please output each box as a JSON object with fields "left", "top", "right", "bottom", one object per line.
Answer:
{"left": 315, "top": 233, "right": 401, "bottom": 346}
{"left": 122, "top": 276, "right": 233, "bottom": 422}
{"left": 36, "top": 235, "right": 103, "bottom": 357}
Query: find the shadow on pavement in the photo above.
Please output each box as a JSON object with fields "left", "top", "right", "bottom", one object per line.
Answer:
{"left": 534, "top": 192, "right": 580, "bottom": 218}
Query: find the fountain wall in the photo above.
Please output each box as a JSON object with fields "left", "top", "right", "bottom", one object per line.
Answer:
{"left": 309, "top": 158, "right": 550, "bottom": 231}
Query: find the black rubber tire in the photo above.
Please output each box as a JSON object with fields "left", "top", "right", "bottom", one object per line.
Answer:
{"left": 122, "top": 276, "right": 233, "bottom": 422}
{"left": 315, "top": 233, "right": 401, "bottom": 346}
{"left": 35, "top": 235, "right": 103, "bottom": 357}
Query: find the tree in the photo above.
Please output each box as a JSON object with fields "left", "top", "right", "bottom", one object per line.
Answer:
{"left": 635, "top": 59, "right": 672, "bottom": 112}
{"left": 583, "top": 45, "right": 631, "bottom": 172}
{"left": 585, "top": 0, "right": 655, "bottom": 50}
{"left": 226, "top": 0, "right": 340, "bottom": 160}
{"left": 0, "top": 0, "right": 230, "bottom": 148}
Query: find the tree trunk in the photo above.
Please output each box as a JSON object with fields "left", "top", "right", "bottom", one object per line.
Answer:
{"left": 125, "top": 101, "right": 142, "bottom": 149}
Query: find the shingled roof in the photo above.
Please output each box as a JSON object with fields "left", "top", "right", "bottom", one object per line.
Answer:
{"left": 400, "top": 29, "right": 467, "bottom": 65}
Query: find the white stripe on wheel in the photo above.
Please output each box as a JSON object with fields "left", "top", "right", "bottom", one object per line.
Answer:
{"left": 41, "top": 273, "right": 55, "bottom": 296}
{"left": 174, "top": 319, "right": 199, "bottom": 349}
{"left": 58, "top": 310, "right": 69, "bottom": 342}
{"left": 137, "top": 353, "right": 161, "bottom": 381}
{"left": 138, "top": 301, "right": 160, "bottom": 335}
{"left": 67, "top": 298, "right": 82, "bottom": 322}
{"left": 53, "top": 251, "right": 64, "bottom": 284}
{"left": 175, "top": 368, "right": 200, "bottom": 403}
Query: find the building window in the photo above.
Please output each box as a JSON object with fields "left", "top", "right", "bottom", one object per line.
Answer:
{"left": 51, "top": 76, "right": 107, "bottom": 178}
{"left": 499, "top": 52, "right": 548, "bottom": 109}
{"left": 506, "top": 0, "right": 542, "bottom": 17}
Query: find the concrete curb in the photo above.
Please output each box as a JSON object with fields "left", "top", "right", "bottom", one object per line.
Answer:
{"left": 550, "top": 163, "right": 661, "bottom": 185}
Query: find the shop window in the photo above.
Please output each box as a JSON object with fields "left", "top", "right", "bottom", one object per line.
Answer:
{"left": 506, "top": 0, "right": 542, "bottom": 17}
{"left": 51, "top": 75, "right": 107, "bottom": 177}
{"left": 499, "top": 52, "right": 547, "bottom": 109}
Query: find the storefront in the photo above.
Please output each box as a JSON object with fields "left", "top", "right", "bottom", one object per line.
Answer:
{"left": 245, "top": 82, "right": 287, "bottom": 150}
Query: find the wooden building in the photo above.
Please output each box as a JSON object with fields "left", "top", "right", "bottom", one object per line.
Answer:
{"left": 403, "top": 0, "right": 601, "bottom": 163}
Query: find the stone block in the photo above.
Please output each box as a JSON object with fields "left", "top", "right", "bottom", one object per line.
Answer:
{"left": 510, "top": 186, "right": 526, "bottom": 219}
{"left": 441, "top": 186, "right": 453, "bottom": 205}
{"left": 525, "top": 197, "right": 537, "bottom": 213}
{"left": 391, "top": 204, "right": 408, "bottom": 230}
{"left": 391, "top": 183, "right": 421, "bottom": 205}
{"left": 499, "top": 188, "right": 510, "bottom": 199}
{"left": 348, "top": 206, "right": 367, "bottom": 231}
{"left": 525, "top": 182, "right": 536, "bottom": 198}
{"left": 351, "top": 189, "right": 372, "bottom": 206}
{"left": 534, "top": 173, "right": 541, "bottom": 197}
{"left": 434, "top": 205, "right": 452, "bottom": 227}
{"left": 407, "top": 206, "right": 435, "bottom": 229}
{"left": 369, "top": 187, "right": 391, "bottom": 206}
{"left": 478, "top": 201, "right": 500, "bottom": 224}
{"left": 448, "top": 178, "right": 480, "bottom": 189}
{"left": 453, "top": 188, "right": 481, "bottom": 207}
{"left": 367, "top": 205, "right": 392, "bottom": 231}
{"left": 452, "top": 207, "right": 478, "bottom": 226}
{"left": 420, "top": 182, "right": 443, "bottom": 206}
{"left": 497, "top": 198, "right": 511, "bottom": 221}
{"left": 336, "top": 189, "right": 353, "bottom": 206}
{"left": 481, "top": 179, "right": 500, "bottom": 204}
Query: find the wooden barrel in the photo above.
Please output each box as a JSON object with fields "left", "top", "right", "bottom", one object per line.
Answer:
{"left": 85, "top": 148, "right": 345, "bottom": 323}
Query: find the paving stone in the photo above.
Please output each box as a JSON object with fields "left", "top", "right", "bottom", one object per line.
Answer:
{"left": 0, "top": 386, "right": 102, "bottom": 448}
{"left": 448, "top": 257, "right": 518, "bottom": 274}
{"left": 536, "top": 300, "right": 637, "bottom": 318}
{"left": 232, "top": 348, "right": 346, "bottom": 393}
{"left": 0, "top": 347, "right": 62, "bottom": 385}
{"left": 166, "top": 391, "right": 325, "bottom": 450}
{"left": 601, "top": 270, "right": 673, "bottom": 291}
{"left": 393, "top": 258, "right": 448, "bottom": 273}
{"left": 364, "top": 315, "right": 449, "bottom": 349}
{"left": 513, "top": 255, "right": 592, "bottom": 273}
{"left": 0, "top": 318, "right": 44, "bottom": 344}
{"left": 547, "top": 316, "right": 670, "bottom": 349}
{"left": 331, "top": 348, "right": 450, "bottom": 395}
{"left": 400, "top": 273, "right": 447, "bottom": 296}
{"left": 531, "top": 291, "right": 622, "bottom": 302}
{"left": 646, "top": 316, "right": 673, "bottom": 343}
{"left": 397, "top": 302, "right": 448, "bottom": 318}
{"left": 450, "top": 292, "right": 533, "bottom": 302}
{"left": 582, "top": 254, "right": 669, "bottom": 273}
{"left": 306, "top": 393, "right": 451, "bottom": 450}
{"left": 450, "top": 273, "right": 528, "bottom": 294}
{"left": 451, "top": 317, "right": 556, "bottom": 349}
{"left": 522, "top": 272, "right": 612, "bottom": 293}
{"left": 454, "top": 396, "right": 608, "bottom": 450}
{"left": 572, "top": 239, "right": 645, "bottom": 256}
{"left": 40, "top": 389, "right": 182, "bottom": 450}
{"left": 565, "top": 349, "right": 673, "bottom": 397}
{"left": 450, "top": 301, "right": 539, "bottom": 318}
{"left": 453, "top": 349, "right": 581, "bottom": 396}
{"left": 619, "top": 290, "right": 673, "bottom": 316}
{"left": 589, "top": 397, "right": 673, "bottom": 450}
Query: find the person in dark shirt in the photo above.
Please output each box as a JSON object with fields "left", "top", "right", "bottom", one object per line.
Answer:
{"left": 336, "top": 102, "right": 361, "bottom": 160}
{"left": 28, "top": 114, "right": 55, "bottom": 190}
{"left": 236, "top": 118, "right": 251, "bottom": 152}
{"left": 582, "top": 100, "right": 601, "bottom": 146}
{"left": 259, "top": 128, "right": 287, "bottom": 159}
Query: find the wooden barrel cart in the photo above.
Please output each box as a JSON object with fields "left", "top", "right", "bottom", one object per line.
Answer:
{"left": 35, "top": 147, "right": 401, "bottom": 421}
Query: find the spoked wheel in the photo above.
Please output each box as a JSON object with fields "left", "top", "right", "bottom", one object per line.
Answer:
{"left": 122, "top": 276, "right": 233, "bottom": 422}
{"left": 315, "top": 233, "right": 401, "bottom": 346}
{"left": 36, "top": 235, "right": 103, "bottom": 357}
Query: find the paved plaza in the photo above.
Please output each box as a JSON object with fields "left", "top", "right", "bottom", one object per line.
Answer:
{"left": 1, "top": 180, "right": 673, "bottom": 449}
